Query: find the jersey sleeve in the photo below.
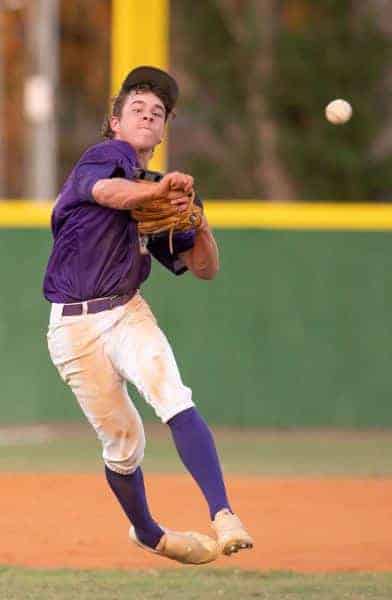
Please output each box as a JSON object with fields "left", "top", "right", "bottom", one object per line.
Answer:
{"left": 73, "top": 143, "right": 136, "bottom": 202}
{"left": 147, "top": 230, "right": 195, "bottom": 276}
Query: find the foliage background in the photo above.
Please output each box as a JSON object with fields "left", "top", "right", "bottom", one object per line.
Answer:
{"left": 2, "top": 0, "right": 392, "bottom": 201}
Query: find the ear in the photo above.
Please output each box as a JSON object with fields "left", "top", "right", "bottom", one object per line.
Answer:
{"left": 110, "top": 115, "right": 120, "bottom": 134}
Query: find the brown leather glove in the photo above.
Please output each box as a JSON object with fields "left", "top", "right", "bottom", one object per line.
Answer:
{"left": 130, "top": 169, "right": 203, "bottom": 253}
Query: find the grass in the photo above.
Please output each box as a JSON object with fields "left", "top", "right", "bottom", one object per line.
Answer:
{"left": 0, "top": 423, "right": 391, "bottom": 475}
{"left": 1, "top": 567, "right": 392, "bottom": 600}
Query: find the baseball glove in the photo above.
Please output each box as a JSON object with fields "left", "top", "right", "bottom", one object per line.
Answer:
{"left": 131, "top": 168, "right": 203, "bottom": 254}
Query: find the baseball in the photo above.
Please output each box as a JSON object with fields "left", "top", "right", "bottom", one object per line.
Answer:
{"left": 325, "top": 99, "right": 353, "bottom": 125}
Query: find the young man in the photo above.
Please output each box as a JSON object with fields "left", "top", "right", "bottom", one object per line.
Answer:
{"left": 43, "top": 66, "right": 253, "bottom": 564}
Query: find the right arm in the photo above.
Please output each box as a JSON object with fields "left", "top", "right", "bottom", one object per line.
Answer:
{"left": 92, "top": 177, "right": 163, "bottom": 210}
{"left": 92, "top": 171, "right": 194, "bottom": 210}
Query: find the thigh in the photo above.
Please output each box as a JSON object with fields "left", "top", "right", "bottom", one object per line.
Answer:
{"left": 109, "top": 295, "right": 194, "bottom": 423}
{"left": 47, "top": 315, "right": 144, "bottom": 467}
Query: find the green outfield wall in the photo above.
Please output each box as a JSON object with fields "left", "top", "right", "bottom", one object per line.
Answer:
{"left": 1, "top": 227, "right": 392, "bottom": 427}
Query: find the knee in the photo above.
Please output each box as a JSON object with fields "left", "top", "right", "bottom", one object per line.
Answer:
{"left": 153, "top": 388, "right": 195, "bottom": 424}
{"left": 101, "top": 422, "right": 146, "bottom": 476}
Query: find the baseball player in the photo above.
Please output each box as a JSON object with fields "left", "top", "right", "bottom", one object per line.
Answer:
{"left": 43, "top": 66, "right": 253, "bottom": 564}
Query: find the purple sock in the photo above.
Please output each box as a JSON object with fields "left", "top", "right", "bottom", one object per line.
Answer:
{"left": 105, "top": 466, "right": 164, "bottom": 549}
{"left": 167, "top": 407, "right": 231, "bottom": 520}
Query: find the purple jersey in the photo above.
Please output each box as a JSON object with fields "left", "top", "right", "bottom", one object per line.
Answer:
{"left": 43, "top": 139, "right": 195, "bottom": 303}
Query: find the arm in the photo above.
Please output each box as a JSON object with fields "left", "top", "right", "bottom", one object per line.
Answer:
{"left": 92, "top": 171, "right": 194, "bottom": 210}
{"left": 179, "top": 216, "right": 219, "bottom": 280}
{"left": 92, "top": 177, "right": 161, "bottom": 210}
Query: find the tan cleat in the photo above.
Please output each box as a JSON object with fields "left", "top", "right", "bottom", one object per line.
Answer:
{"left": 212, "top": 509, "right": 254, "bottom": 556}
{"left": 129, "top": 526, "right": 219, "bottom": 565}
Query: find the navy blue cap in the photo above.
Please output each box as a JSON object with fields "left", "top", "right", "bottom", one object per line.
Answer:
{"left": 120, "top": 66, "right": 179, "bottom": 114}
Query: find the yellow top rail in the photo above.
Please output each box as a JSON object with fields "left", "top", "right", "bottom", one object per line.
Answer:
{"left": 1, "top": 201, "right": 392, "bottom": 230}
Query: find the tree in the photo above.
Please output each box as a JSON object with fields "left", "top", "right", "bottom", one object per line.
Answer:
{"left": 270, "top": 0, "right": 392, "bottom": 201}
{"left": 171, "top": 0, "right": 296, "bottom": 200}
{"left": 172, "top": 0, "right": 392, "bottom": 201}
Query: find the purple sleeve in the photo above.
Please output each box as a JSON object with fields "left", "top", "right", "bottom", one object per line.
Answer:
{"left": 148, "top": 230, "right": 195, "bottom": 276}
{"left": 73, "top": 146, "right": 134, "bottom": 202}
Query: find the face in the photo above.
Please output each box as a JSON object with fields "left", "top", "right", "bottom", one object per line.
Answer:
{"left": 110, "top": 90, "right": 166, "bottom": 152}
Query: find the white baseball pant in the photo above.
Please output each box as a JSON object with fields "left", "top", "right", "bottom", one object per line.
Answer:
{"left": 47, "top": 292, "right": 194, "bottom": 475}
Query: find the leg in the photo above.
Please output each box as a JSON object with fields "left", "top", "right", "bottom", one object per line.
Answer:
{"left": 105, "top": 466, "right": 163, "bottom": 548}
{"left": 47, "top": 312, "right": 163, "bottom": 548}
{"left": 168, "top": 407, "right": 253, "bottom": 555}
{"left": 167, "top": 407, "right": 231, "bottom": 519}
{"left": 48, "top": 304, "right": 218, "bottom": 564}
{"left": 110, "top": 296, "right": 253, "bottom": 554}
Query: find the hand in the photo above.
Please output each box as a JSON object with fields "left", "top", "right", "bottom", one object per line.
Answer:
{"left": 153, "top": 171, "right": 194, "bottom": 213}
{"left": 155, "top": 171, "right": 194, "bottom": 196}
{"left": 169, "top": 189, "right": 194, "bottom": 213}
{"left": 168, "top": 171, "right": 194, "bottom": 194}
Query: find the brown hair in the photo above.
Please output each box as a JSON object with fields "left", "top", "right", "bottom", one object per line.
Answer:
{"left": 101, "top": 83, "right": 174, "bottom": 139}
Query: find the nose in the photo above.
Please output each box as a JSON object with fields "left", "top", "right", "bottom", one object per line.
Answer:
{"left": 142, "top": 113, "right": 153, "bottom": 122}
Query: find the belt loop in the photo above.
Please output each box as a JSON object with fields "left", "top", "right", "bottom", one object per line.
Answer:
{"left": 82, "top": 301, "right": 88, "bottom": 315}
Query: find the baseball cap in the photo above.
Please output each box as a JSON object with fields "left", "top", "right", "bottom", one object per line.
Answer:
{"left": 120, "top": 66, "right": 179, "bottom": 115}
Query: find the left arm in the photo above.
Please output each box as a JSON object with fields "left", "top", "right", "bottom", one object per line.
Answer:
{"left": 179, "top": 216, "right": 219, "bottom": 280}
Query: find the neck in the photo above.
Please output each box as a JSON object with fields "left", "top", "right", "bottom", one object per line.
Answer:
{"left": 136, "top": 148, "right": 153, "bottom": 169}
{"left": 112, "top": 135, "right": 154, "bottom": 169}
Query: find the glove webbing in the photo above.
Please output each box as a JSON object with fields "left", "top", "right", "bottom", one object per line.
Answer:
{"left": 132, "top": 192, "right": 203, "bottom": 254}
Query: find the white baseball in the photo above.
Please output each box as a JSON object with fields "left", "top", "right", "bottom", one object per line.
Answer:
{"left": 325, "top": 99, "right": 353, "bottom": 125}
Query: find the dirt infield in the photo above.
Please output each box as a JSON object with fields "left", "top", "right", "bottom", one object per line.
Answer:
{"left": 1, "top": 474, "right": 391, "bottom": 572}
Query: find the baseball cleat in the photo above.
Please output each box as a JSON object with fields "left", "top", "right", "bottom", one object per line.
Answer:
{"left": 129, "top": 526, "right": 219, "bottom": 564}
{"left": 212, "top": 509, "right": 254, "bottom": 556}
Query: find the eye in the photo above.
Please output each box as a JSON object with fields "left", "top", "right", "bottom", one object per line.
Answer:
{"left": 152, "top": 111, "right": 164, "bottom": 119}
{"left": 131, "top": 107, "right": 142, "bottom": 114}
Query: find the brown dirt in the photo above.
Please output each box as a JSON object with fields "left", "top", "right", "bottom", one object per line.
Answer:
{"left": 1, "top": 473, "right": 391, "bottom": 572}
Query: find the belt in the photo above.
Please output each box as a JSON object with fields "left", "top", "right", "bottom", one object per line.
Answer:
{"left": 62, "top": 291, "right": 135, "bottom": 317}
